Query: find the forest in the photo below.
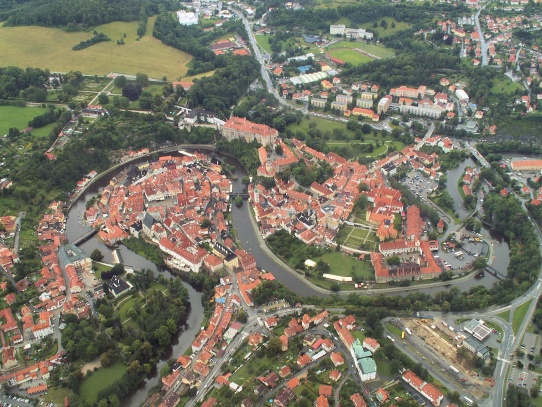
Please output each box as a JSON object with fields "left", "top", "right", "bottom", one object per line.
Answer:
{"left": 1, "top": 0, "right": 178, "bottom": 30}
{"left": 265, "top": 1, "right": 468, "bottom": 33}
{"left": 58, "top": 274, "right": 190, "bottom": 407}
{"left": 341, "top": 49, "right": 460, "bottom": 88}
{"left": 185, "top": 55, "right": 260, "bottom": 119}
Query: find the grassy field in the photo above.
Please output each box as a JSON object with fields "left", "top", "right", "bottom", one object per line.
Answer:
{"left": 314, "top": 251, "right": 374, "bottom": 280}
{"left": 0, "top": 105, "right": 49, "bottom": 136}
{"left": 0, "top": 16, "right": 192, "bottom": 79}
{"left": 361, "top": 17, "right": 412, "bottom": 38}
{"left": 329, "top": 48, "right": 373, "bottom": 65}
{"left": 513, "top": 299, "right": 532, "bottom": 335}
{"left": 491, "top": 76, "right": 523, "bottom": 95}
{"left": 93, "top": 262, "right": 112, "bottom": 279}
{"left": 42, "top": 386, "right": 71, "bottom": 405}
{"left": 497, "top": 310, "right": 510, "bottom": 321}
{"left": 80, "top": 361, "right": 126, "bottom": 404}
{"left": 328, "top": 41, "right": 395, "bottom": 58}
{"left": 255, "top": 34, "right": 272, "bottom": 53}
{"left": 316, "top": 0, "right": 358, "bottom": 8}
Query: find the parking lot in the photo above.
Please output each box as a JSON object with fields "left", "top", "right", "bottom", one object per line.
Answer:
{"left": 510, "top": 332, "right": 541, "bottom": 392}
{"left": 0, "top": 394, "right": 34, "bottom": 407}
{"left": 402, "top": 171, "right": 438, "bottom": 201}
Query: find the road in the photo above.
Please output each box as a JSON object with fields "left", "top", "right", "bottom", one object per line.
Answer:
{"left": 12, "top": 211, "right": 25, "bottom": 255}
{"left": 474, "top": 4, "right": 489, "bottom": 66}
{"left": 231, "top": 8, "right": 392, "bottom": 134}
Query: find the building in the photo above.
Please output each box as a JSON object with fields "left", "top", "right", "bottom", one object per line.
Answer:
{"left": 222, "top": 117, "right": 278, "bottom": 146}
{"left": 177, "top": 10, "right": 199, "bottom": 25}
{"left": 329, "top": 24, "right": 373, "bottom": 39}
{"left": 455, "top": 88, "right": 469, "bottom": 103}
{"left": 311, "top": 98, "right": 327, "bottom": 109}
{"left": 402, "top": 370, "right": 444, "bottom": 406}
{"left": 377, "top": 97, "right": 390, "bottom": 114}
{"left": 511, "top": 160, "right": 542, "bottom": 171}
{"left": 462, "top": 336, "right": 490, "bottom": 359}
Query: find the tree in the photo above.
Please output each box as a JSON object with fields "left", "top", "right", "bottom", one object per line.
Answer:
{"left": 475, "top": 257, "right": 487, "bottom": 269}
{"left": 200, "top": 218, "right": 212, "bottom": 228}
{"left": 235, "top": 196, "right": 243, "bottom": 207}
{"left": 122, "top": 82, "right": 142, "bottom": 101}
{"left": 387, "top": 255, "right": 401, "bottom": 266}
{"left": 135, "top": 73, "right": 149, "bottom": 87}
{"left": 267, "top": 336, "right": 283, "bottom": 355}
{"left": 354, "top": 194, "right": 368, "bottom": 211}
{"left": 91, "top": 249, "right": 104, "bottom": 262}
{"left": 114, "top": 75, "right": 127, "bottom": 88}
{"left": 98, "top": 92, "right": 109, "bottom": 105}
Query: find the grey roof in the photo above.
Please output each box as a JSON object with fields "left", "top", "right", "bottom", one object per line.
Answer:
{"left": 142, "top": 212, "right": 155, "bottom": 230}
{"left": 58, "top": 244, "right": 89, "bottom": 267}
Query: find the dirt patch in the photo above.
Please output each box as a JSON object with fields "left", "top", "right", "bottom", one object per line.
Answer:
{"left": 80, "top": 358, "right": 101, "bottom": 375}
{"left": 402, "top": 318, "right": 490, "bottom": 390}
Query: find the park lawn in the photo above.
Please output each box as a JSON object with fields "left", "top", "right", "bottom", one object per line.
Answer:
{"left": 314, "top": 251, "right": 375, "bottom": 280}
{"left": 288, "top": 117, "right": 355, "bottom": 138}
{"left": 327, "top": 140, "right": 404, "bottom": 157}
{"left": 513, "top": 299, "right": 532, "bottom": 335}
{"left": 361, "top": 17, "right": 412, "bottom": 38}
{"left": 329, "top": 48, "right": 373, "bottom": 65}
{"left": 0, "top": 16, "right": 192, "bottom": 79}
{"left": 0, "top": 105, "right": 48, "bottom": 136}
{"left": 491, "top": 76, "right": 523, "bottom": 95}
{"left": 116, "top": 295, "right": 139, "bottom": 322}
{"left": 350, "top": 228, "right": 370, "bottom": 240}
{"left": 80, "top": 361, "right": 127, "bottom": 404}
{"left": 255, "top": 34, "right": 272, "bottom": 53}
{"left": 150, "top": 281, "right": 168, "bottom": 292}
{"left": 93, "top": 262, "right": 112, "bottom": 279}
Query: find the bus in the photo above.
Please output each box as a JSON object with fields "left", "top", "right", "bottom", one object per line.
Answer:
{"left": 386, "top": 335, "right": 395, "bottom": 342}
{"left": 405, "top": 328, "right": 412, "bottom": 335}
{"left": 463, "top": 396, "right": 474, "bottom": 406}
{"left": 450, "top": 365, "right": 459, "bottom": 374}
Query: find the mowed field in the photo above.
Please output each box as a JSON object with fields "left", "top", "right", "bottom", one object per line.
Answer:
{"left": 0, "top": 16, "right": 192, "bottom": 79}
{"left": 328, "top": 41, "right": 395, "bottom": 58}
{"left": 329, "top": 48, "right": 373, "bottom": 65}
{"left": 0, "top": 106, "right": 48, "bottom": 136}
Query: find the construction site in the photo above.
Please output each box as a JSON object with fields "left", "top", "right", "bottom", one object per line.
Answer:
{"left": 397, "top": 317, "right": 494, "bottom": 399}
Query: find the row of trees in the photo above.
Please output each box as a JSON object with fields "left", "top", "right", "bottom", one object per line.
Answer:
{"left": 2, "top": 0, "right": 178, "bottom": 30}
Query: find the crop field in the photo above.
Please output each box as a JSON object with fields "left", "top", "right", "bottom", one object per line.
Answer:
{"left": 0, "top": 16, "right": 192, "bottom": 79}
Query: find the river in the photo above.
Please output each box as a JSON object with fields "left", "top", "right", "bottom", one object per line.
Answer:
{"left": 64, "top": 150, "right": 511, "bottom": 404}
{"left": 445, "top": 157, "right": 477, "bottom": 220}
{"left": 65, "top": 158, "right": 204, "bottom": 407}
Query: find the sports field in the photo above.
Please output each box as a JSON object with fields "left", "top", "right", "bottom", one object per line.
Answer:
{"left": 0, "top": 106, "right": 49, "bottom": 137}
{"left": 328, "top": 41, "right": 395, "bottom": 58}
{"left": 0, "top": 16, "right": 192, "bottom": 79}
{"left": 329, "top": 48, "right": 373, "bottom": 65}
